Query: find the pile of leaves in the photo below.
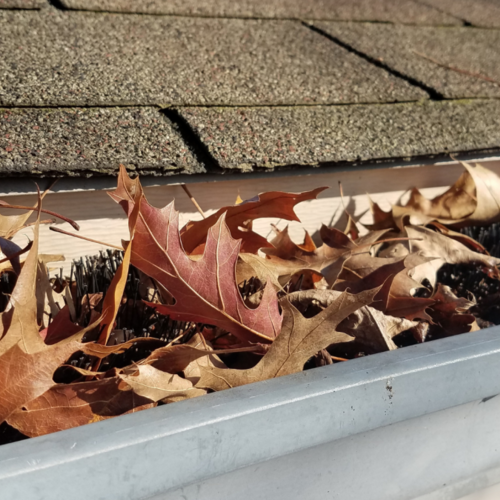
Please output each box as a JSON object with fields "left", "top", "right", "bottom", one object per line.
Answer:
{"left": 1, "top": 161, "right": 500, "bottom": 445}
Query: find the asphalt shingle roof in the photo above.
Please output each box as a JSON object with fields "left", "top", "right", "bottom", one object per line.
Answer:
{"left": 0, "top": 0, "right": 44, "bottom": 8}
{"left": 0, "top": 107, "right": 203, "bottom": 176}
{"left": 418, "top": 0, "right": 500, "bottom": 28}
{"left": 316, "top": 22, "right": 500, "bottom": 99}
{"left": 179, "top": 100, "right": 500, "bottom": 171}
{"left": 0, "top": 11, "right": 422, "bottom": 106}
{"left": 60, "top": 0, "right": 461, "bottom": 25}
{"left": 0, "top": 0, "right": 499, "bottom": 179}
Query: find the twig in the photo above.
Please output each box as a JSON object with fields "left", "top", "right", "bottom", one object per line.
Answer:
{"left": 0, "top": 240, "right": 33, "bottom": 265}
{"left": 181, "top": 184, "right": 206, "bottom": 218}
{"left": 49, "top": 227, "right": 123, "bottom": 250}
{"left": 0, "top": 201, "right": 80, "bottom": 230}
{"left": 413, "top": 50, "right": 500, "bottom": 87}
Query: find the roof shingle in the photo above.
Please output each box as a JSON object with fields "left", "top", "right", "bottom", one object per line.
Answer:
{"left": 179, "top": 100, "right": 500, "bottom": 170}
{"left": 0, "top": 0, "right": 44, "bottom": 8}
{"left": 418, "top": 0, "right": 500, "bottom": 28}
{"left": 0, "top": 10, "right": 424, "bottom": 107}
{"left": 0, "top": 107, "right": 203, "bottom": 176}
{"left": 60, "top": 0, "right": 461, "bottom": 25}
{"left": 315, "top": 22, "right": 500, "bottom": 99}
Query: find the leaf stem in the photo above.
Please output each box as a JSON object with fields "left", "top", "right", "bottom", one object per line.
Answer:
{"left": 181, "top": 184, "right": 206, "bottom": 219}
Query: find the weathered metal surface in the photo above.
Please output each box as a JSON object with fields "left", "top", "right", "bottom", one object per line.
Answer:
{"left": 1, "top": 327, "right": 500, "bottom": 499}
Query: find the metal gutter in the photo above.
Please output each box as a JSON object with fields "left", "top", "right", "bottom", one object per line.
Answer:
{"left": 1, "top": 326, "right": 500, "bottom": 500}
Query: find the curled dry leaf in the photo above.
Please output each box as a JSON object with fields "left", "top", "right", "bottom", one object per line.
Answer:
{"left": 197, "top": 287, "right": 380, "bottom": 392}
{"left": 287, "top": 289, "right": 417, "bottom": 353}
{"left": 180, "top": 187, "right": 327, "bottom": 255}
{"left": 118, "top": 365, "right": 207, "bottom": 403}
{"left": 368, "top": 162, "right": 500, "bottom": 230}
{"left": 110, "top": 166, "right": 282, "bottom": 344}
{"left": 429, "top": 284, "right": 477, "bottom": 335}
{"left": 405, "top": 226, "right": 500, "bottom": 286}
{"left": 338, "top": 306, "right": 417, "bottom": 353}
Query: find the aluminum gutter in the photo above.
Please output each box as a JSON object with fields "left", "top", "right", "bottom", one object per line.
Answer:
{"left": 1, "top": 326, "right": 500, "bottom": 500}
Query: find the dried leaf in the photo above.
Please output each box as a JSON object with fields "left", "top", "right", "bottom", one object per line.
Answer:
{"left": 369, "top": 162, "right": 500, "bottom": 230}
{"left": 0, "top": 341, "right": 87, "bottom": 423}
{"left": 338, "top": 306, "right": 418, "bottom": 353}
{"left": 0, "top": 197, "right": 48, "bottom": 356}
{"left": 110, "top": 167, "right": 282, "bottom": 344}
{"left": 288, "top": 289, "right": 418, "bottom": 352}
{"left": 406, "top": 226, "right": 500, "bottom": 286}
{"left": 7, "top": 377, "right": 153, "bottom": 437}
{"left": 119, "top": 365, "right": 206, "bottom": 403}
{"left": 430, "top": 284, "right": 477, "bottom": 335}
{"left": 180, "top": 187, "right": 327, "bottom": 255}
{"left": 197, "top": 287, "right": 379, "bottom": 391}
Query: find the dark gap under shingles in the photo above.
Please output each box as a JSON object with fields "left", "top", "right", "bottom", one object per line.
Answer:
{"left": 161, "top": 108, "right": 223, "bottom": 174}
{"left": 47, "top": 0, "right": 67, "bottom": 10}
{"left": 303, "top": 22, "right": 445, "bottom": 100}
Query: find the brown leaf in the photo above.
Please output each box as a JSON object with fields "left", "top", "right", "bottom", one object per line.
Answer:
{"left": 386, "top": 296, "right": 435, "bottom": 322}
{"left": 369, "top": 162, "right": 500, "bottom": 230}
{"left": 0, "top": 197, "right": 49, "bottom": 356}
{"left": 406, "top": 225, "right": 500, "bottom": 286}
{"left": 142, "top": 334, "right": 260, "bottom": 376}
{"left": 197, "top": 287, "right": 379, "bottom": 391}
{"left": 36, "top": 259, "right": 66, "bottom": 330}
{"left": 7, "top": 376, "right": 153, "bottom": 437}
{"left": 0, "top": 341, "right": 87, "bottom": 424}
{"left": 427, "top": 222, "right": 489, "bottom": 254}
{"left": 180, "top": 187, "right": 327, "bottom": 255}
{"left": 259, "top": 225, "right": 356, "bottom": 285}
{"left": 119, "top": 365, "right": 206, "bottom": 403}
{"left": 97, "top": 177, "right": 142, "bottom": 348}
{"left": 288, "top": 289, "right": 417, "bottom": 353}
{"left": 338, "top": 306, "right": 418, "bottom": 353}
{"left": 430, "top": 284, "right": 477, "bottom": 335}
{"left": 110, "top": 167, "right": 282, "bottom": 344}
{"left": 267, "top": 225, "right": 316, "bottom": 260}
{"left": 40, "top": 305, "right": 83, "bottom": 345}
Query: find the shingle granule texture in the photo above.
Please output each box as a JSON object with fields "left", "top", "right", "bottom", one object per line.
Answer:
{"left": 0, "top": 10, "right": 426, "bottom": 107}
{"left": 0, "top": 107, "right": 203, "bottom": 177}
{"left": 418, "top": 0, "right": 500, "bottom": 28}
{"left": 0, "top": 0, "right": 44, "bottom": 8}
{"left": 60, "top": 0, "right": 461, "bottom": 25}
{"left": 316, "top": 23, "right": 500, "bottom": 99}
{"left": 179, "top": 100, "right": 500, "bottom": 171}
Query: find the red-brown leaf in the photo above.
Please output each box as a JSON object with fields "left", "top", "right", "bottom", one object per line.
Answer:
{"left": 180, "top": 187, "right": 327, "bottom": 255}
{"left": 110, "top": 167, "right": 282, "bottom": 344}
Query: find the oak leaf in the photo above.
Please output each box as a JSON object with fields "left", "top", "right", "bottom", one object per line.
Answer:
{"left": 287, "top": 289, "right": 417, "bottom": 352}
{"left": 110, "top": 167, "right": 282, "bottom": 344}
{"left": 196, "top": 287, "right": 380, "bottom": 391}
{"left": 7, "top": 377, "right": 154, "bottom": 437}
{"left": 405, "top": 225, "right": 500, "bottom": 285}
{"left": 180, "top": 187, "right": 327, "bottom": 255}
{"left": 118, "top": 365, "right": 207, "bottom": 403}
{"left": 429, "top": 284, "right": 477, "bottom": 335}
